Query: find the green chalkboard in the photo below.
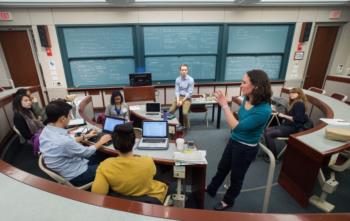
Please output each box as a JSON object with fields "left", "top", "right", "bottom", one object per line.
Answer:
{"left": 145, "top": 56, "right": 216, "bottom": 81}
{"left": 228, "top": 25, "right": 289, "bottom": 54}
{"left": 225, "top": 55, "right": 282, "bottom": 80}
{"left": 144, "top": 26, "right": 219, "bottom": 55}
{"left": 70, "top": 59, "right": 135, "bottom": 87}
{"left": 63, "top": 27, "right": 134, "bottom": 58}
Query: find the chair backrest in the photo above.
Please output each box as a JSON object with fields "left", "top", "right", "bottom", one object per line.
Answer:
{"left": 190, "top": 94, "right": 207, "bottom": 112}
{"left": 308, "top": 87, "right": 326, "bottom": 94}
{"left": 38, "top": 154, "right": 92, "bottom": 190}
{"left": 123, "top": 86, "right": 155, "bottom": 103}
{"left": 330, "top": 93, "right": 348, "bottom": 102}
{"left": 13, "top": 126, "right": 26, "bottom": 144}
{"left": 78, "top": 95, "right": 95, "bottom": 123}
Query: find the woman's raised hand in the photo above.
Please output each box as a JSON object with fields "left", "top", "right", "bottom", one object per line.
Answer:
{"left": 214, "top": 90, "right": 228, "bottom": 107}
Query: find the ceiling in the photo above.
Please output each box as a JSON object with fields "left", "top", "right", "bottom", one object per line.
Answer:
{"left": 0, "top": 0, "right": 349, "bottom": 7}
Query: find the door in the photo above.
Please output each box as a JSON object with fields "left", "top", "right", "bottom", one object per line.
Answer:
{"left": 0, "top": 30, "right": 41, "bottom": 87}
{"left": 303, "top": 26, "right": 339, "bottom": 89}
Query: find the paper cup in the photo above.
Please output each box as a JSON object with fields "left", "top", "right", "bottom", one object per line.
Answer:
{"left": 176, "top": 138, "right": 185, "bottom": 151}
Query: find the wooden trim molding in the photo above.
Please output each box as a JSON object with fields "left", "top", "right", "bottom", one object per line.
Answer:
{"left": 0, "top": 160, "right": 349, "bottom": 220}
{"left": 326, "top": 75, "right": 350, "bottom": 84}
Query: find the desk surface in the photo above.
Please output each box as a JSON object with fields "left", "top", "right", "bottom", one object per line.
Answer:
{"left": 296, "top": 90, "right": 350, "bottom": 154}
{"left": 130, "top": 104, "right": 180, "bottom": 125}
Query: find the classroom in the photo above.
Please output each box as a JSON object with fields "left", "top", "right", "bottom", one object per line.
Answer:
{"left": 0, "top": 1, "right": 349, "bottom": 220}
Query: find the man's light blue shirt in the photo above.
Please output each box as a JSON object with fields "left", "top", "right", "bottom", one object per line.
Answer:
{"left": 175, "top": 75, "right": 194, "bottom": 99}
{"left": 39, "top": 125, "right": 96, "bottom": 180}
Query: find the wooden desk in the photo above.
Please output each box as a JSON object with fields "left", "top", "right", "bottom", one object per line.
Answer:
{"left": 79, "top": 97, "right": 206, "bottom": 209}
{"left": 278, "top": 90, "right": 350, "bottom": 207}
{"left": 1, "top": 88, "right": 349, "bottom": 221}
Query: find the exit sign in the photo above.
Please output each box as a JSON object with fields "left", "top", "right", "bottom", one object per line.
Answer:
{"left": 329, "top": 10, "right": 342, "bottom": 19}
{"left": 0, "top": 12, "right": 13, "bottom": 21}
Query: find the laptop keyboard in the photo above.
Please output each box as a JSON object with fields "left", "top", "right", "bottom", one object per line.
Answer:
{"left": 88, "top": 133, "right": 103, "bottom": 143}
{"left": 146, "top": 113, "right": 160, "bottom": 115}
{"left": 143, "top": 138, "right": 166, "bottom": 143}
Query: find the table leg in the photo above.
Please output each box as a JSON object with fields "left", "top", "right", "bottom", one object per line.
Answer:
{"left": 216, "top": 105, "right": 221, "bottom": 129}
{"left": 211, "top": 104, "right": 215, "bottom": 122}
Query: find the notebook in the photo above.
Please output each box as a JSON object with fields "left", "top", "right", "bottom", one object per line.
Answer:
{"left": 145, "top": 102, "right": 161, "bottom": 115}
{"left": 137, "top": 120, "right": 169, "bottom": 150}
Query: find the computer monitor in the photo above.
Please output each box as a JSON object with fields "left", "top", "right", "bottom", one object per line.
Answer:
{"left": 129, "top": 73, "right": 152, "bottom": 86}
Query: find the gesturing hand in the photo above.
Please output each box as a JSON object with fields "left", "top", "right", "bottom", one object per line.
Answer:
{"left": 214, "top": 90, "right": 228, "bottom": 107}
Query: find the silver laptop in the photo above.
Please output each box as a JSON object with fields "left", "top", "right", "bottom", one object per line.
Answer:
{"left": 137, "top": 121, "right": 169, "bottom": 150}
{"left": 145, "top": 102, "right": 161, "bottom": 115}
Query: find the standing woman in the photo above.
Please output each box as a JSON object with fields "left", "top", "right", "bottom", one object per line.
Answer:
{"left": 105, "top": 90, "right": 129, "bottom": 121}
{"left": 206, "top": 69, "right": 272, "bottom": 210}
{"left": 13, "top": 94, "right": 44, "bottom": 140}
{"left": 264, "top": 87, "right": 308, "bottom": 159}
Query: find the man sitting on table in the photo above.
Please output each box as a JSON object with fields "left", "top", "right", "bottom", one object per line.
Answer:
{"left": 40, "top": 100, "right": 111, "bottom": 186}
{"left": 169, "top": 64, "right": 194, "bottom": 129}
{"left": 91, "top": 123, "right": 168, "bottom": 204}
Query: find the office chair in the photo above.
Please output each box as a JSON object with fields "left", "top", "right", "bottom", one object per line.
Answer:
{"left": 330, "top": 93, "right": 348, "bottom": 102}
{"left": 308, "top": 87, "right": 326, "bottom": 94}
{"left": 13, "top": 126, "right": 27, "bottom": 144}
{"left": 133, "top": 127, "right": 143, "bottom": 139}
{"left": 38, "top": 154, "right": 92, "bottom": 190}
{"left": 190, "top": 94, "right": 209, "bottom": 128}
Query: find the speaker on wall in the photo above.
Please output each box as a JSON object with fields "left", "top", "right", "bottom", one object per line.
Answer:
{"left": 299, "top": 22, "right": 312, "bottom": 42}
{"left": 37, "top": 25, "right": 51, "bottom": 47}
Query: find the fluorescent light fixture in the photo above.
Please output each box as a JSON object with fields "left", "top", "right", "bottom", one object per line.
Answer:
{"left": 0, "top": 0, "right": 106, "bottom": 2}
{"left": 261, "top": 0, "right": 349, "bottom": 2}
{"left": 133, "top": 0, "right": 235, "bottom": 2}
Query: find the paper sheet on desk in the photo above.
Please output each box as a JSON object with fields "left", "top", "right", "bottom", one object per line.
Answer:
{"left": 320, "top": 118, "right": 350, "bottom": 126}
{"left": 174, "top": 150, "right": 207, "bottom": 165}
{"left": 129, "top": 105, "right": 140, "bottom": 111}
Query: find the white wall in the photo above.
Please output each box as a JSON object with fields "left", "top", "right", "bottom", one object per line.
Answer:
{"left": 0, "top": 6, "right": 350, "bottom": 99}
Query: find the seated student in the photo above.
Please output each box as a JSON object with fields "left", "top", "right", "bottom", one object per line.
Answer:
{"left": 13, "top": 94, "right": 44, "bottom": 141}
{"left": 91, "top": 123, "right": 168, "bottom": 204}
{"left": 104, "top": 90, "right": 129, "bottom": 121}
{"left": 39, "top": 100, "right": 111, "bottom": 186}
{"left": 264, "top": 87, "right": 308, "bottom": 159}
{"left": 14, "top": 88, "right": 45, "bottom": 120}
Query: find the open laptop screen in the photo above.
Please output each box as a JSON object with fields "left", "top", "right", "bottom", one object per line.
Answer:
{"left": 146, "top": 103, "right": 161, "bottom": 113}
{"left": 103, "top": 116, "right": 125, "bottom": 133}
{"left": 142, "top": 121, "right": 167, "bottom": 138}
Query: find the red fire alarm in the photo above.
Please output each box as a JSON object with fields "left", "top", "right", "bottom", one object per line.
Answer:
{"left": 297, "top": 42, "right": 303, "bottom": 51}
{"left": 46, "top": 48, "right": 52, "bottom": 56}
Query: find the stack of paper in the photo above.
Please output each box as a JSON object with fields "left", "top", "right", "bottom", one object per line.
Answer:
{"left": 174, "top": 150, "right": 207, "bottom": 165}
{"left": 320, "top": 118, "right": 350, "bottom": 126}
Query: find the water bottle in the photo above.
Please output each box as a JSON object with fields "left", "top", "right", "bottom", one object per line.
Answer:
{"left": 163, "top": 110, "right": 168, "bottom": 121}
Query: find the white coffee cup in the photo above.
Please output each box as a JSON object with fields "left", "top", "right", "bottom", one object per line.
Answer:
{"left": 176, "top": 138, "right": 185, "bottom": 151}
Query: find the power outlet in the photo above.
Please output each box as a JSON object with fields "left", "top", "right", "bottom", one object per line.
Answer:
{"left": 336, "top": 64, "right": 343, "bottom": 74}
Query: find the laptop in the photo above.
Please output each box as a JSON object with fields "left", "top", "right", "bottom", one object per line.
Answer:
{"left": 137, "top": 121, "right": 169, "bottom": 150}
{"left": 88, "top": 116, "right": 125, "bottom": 144}
{"left": 145, "top": 102, "right": 161, "bottom": 116}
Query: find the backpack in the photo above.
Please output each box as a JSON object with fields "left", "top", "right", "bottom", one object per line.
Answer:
{"left": 31, "top": 129, "right": 43, "bottom": 156}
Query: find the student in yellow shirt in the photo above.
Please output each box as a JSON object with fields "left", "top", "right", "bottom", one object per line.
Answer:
{"left": 91, "top": 123, "right": 168, "bottom": 203}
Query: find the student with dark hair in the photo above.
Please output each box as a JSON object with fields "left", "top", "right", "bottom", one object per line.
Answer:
{"left": 14, "top": 88, "right": 45, "bottom": 119}
{"left": 206, "top": 69, "right": 272, "bottom": 210}
{"left": 104, "top": 90, "right": 129, "bottom": 120}
{"left": 92, "top": 123, "right": 168, "bottom": 204}
{"left": 39, "top": 100, "right": 111, "bottom": 186}
{"left": 13, "top": 94, "right": 44, "bottom": 140}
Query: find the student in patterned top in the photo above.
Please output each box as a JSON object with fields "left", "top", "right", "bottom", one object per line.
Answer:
{"left": 206, "top": 69, "right": 272, "bottom": 211}
{"left": 104, "top": 90, "right": 129, "bottom": 121}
